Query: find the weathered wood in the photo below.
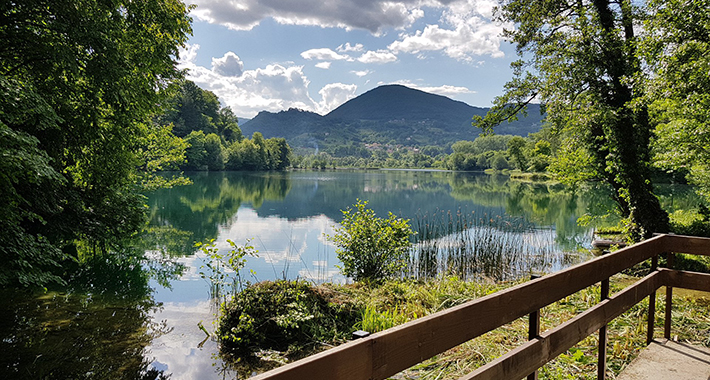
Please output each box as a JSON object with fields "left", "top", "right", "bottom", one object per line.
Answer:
{"left": 663, "top": 235, "right": 710, "bottom": 256}
{"left": 249, "top": 338, "right": 373, "bottom": 380}
{"left": 661, "top": 268, "right": 710, "bottom": 293}
{"left": 598, "top": 274, "right": 610, "bottom": 380}
{"left": 527, "top": 305, "right": 540, "bottom": 380}
{"left": 664, "top": 253, "right": 675, "bottom": 340}
{"left": 646, "top": 255, "right": 658, "bottom": 345}
{"left": 646, "top": 289, "right": 656, "bottom": 345}
{"left": 458, "top": 272, "right": 662, "bottom": 380}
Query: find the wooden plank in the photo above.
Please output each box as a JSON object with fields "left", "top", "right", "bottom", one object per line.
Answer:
{"left": 249, "top": 338, "right": 373, "bottom": 380}
{"left": 254, "top": 235, "right": 666, "bottom": 380}
{"left": 663, "top": 234, "right": 710, "bottom": 257}
{"left": 661, "top": 268, "right": 710, "bottom": 293}
{"left": 458, "top": 272, "right": 662, "bottom": 380}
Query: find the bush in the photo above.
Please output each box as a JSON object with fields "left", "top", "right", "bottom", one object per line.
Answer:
{"left": 329, "top": 199, "right": 414, "bottom": 282}
{"left": 217, "top": 280, "right": 359, "bottom": 359}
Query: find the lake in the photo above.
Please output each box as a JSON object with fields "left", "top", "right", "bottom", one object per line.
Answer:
{"left": 0, "top": 170, "right": 699, "bottom": 379}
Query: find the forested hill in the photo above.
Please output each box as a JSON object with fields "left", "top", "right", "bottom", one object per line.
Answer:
{"left": 240, "top": 85, "right": 545, "bottom": 151}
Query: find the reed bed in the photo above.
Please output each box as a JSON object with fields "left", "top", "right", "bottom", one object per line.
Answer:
{"left": 406, "top": 210, "right": 571, "bottom": 281}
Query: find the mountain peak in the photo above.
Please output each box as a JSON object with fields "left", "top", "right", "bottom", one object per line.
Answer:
{"left": 325, "top": 84, "right": 481, "bottom": 122}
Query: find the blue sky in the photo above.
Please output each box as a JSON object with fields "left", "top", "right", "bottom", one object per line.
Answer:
{"left": 178, "top": 0, "right": 518, "bottom": 119}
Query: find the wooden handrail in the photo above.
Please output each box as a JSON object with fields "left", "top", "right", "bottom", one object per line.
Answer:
{"left": 251, "top": 234, "right": 710, "bottom": 380}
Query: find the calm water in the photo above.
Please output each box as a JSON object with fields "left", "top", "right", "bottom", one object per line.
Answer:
{"left": 1, "top": 170, "right": 700, "bottom": 379}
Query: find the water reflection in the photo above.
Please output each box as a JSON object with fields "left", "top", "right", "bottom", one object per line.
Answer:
{"left": 147, "top": 172, "right": 292, "bottom": 248}
{"left": 0, "top": 252, "right": 171, "bottom": 380}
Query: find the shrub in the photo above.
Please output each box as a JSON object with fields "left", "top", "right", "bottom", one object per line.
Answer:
{"left": 329, "top": 199, "right": 414, "bottom": 282}
{"left": 217, "top": 280, "right": 359, "bottom": 359}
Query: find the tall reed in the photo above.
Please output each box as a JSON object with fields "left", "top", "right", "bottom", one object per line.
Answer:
{"left": 406, "top": 210, "right": 568, "bottom": 281}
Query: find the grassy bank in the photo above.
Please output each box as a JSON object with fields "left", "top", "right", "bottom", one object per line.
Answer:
{"left": 218, "top": 275, "right": 710, "bottom": 379}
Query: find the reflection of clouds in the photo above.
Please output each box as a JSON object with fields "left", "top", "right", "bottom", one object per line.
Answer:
{"left": 298, "top": 267, "right": 346, "bottom": 284}
{"left": 214, "top": 208, "right": 343, "bottom": 282}
{"left": 147, "top": 301, "right": 238, "bottom": 380}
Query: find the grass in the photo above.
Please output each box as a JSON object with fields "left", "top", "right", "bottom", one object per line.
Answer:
{"left": 219, "top": 275, "right": 710, "bottom": 379}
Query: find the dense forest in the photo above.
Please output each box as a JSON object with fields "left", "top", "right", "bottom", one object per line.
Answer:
{"left": 156, "top": 80, "right": 292, "bottom": 172}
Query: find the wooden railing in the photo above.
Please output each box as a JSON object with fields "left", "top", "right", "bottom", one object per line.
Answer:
{"left": 251, "top": 234, "right": 710, "bottom": 380}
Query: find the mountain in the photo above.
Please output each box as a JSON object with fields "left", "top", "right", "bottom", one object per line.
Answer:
{"left": 240, "top": 85, "right": 545, "bottom": 151}
{"left": 325, "top": 85, "right": 485, "bottom": 125}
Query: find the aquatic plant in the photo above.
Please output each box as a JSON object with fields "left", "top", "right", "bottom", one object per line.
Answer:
{"left": 408, "top": 210, "right": 563, "bottom": 281}
{"left": 197, "top": 239, "right": 258, "bottom": 304}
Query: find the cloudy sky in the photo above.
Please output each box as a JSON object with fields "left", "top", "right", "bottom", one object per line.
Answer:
{"left": 178, "top": 0, "right": 518, "bottom": 119}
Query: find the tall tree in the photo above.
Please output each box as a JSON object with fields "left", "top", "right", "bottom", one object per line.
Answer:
{"left": 645, "top": 0, "right": 710, "bottom": 200}
{"left": 476, "top": 0, "right": 669, "bottom": 239}
{"left": 0, "top": 0, "right": 192, "bottom": 286}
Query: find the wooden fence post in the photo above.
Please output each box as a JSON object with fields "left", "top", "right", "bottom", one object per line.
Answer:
{"left": 665, "top": 253, "right": 675, "bottom": 340}
{"left": 528, "top": 274, "right": 541, "bottom": 380}
{"left": 598, "top": 265, "right": 610, "bottom": 380}
{"left": 647, "top": 254, "right": 659, "bottom": 344}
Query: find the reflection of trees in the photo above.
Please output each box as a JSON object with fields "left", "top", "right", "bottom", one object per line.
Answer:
{"left": 145, "top": 172, "right": 292, "bottom": 248}
{"left": 0, "top": 250, "right": 171, "bottom": 380}
{"left": 448, "top": 173, "right": 603, "bottom": 250}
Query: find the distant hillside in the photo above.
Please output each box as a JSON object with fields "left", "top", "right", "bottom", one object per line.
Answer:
{"left": 240, "top": 85, "right": 545, "bottom": 152}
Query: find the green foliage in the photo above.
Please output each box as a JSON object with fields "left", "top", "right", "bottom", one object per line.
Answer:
{"left": 161, "top": 80, "right": 222, "bottom": 138}
{"left": 329, "top": 199, "right": 414, "bottom": 282}
{"left": 217, "top": 280, "right": 359, "bottom": 359}
{"left": 645, "top": 0, "right": 710, "bottom": 201}
{"left": 197, "top": 239, "right": 258, "bottom": 300}
{"left": 154, "top": 79, "right": 295, "bottom": 173}
{"left": 475, "top": 0, "right": 671, "bottom": 240}
{"left": 356, "top": 304, "right": 409, "bottom": 333}
{"left": 491, "top": 152, "right": 510, "bottom": 171}
{"left": 669, "top": 206, "right": 710, "bottom": 238}
{"left": 507, "top": 136, "right": 528, "bottom": 170}
{"left": 0, "top": 0, "right": 192, "bottom": 286}
{"left": 136, "top": 123, "right": 190, "bottom": 190}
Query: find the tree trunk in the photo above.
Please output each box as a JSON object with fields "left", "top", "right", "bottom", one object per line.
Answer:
{"left": 592, "top": 0, "right": 670, "bottom": 240}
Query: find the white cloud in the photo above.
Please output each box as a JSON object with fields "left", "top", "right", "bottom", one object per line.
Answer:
{"left": 300, "top": 48, "right": 350, "bottom": 61}
{"left": 317, "top": 83, "right": 358, "bottom": 114}
{"left": 178, "top": 43, "right": 200, "bottom": 63}
{"left": 390, "top": 80, "right": 476, "bottom": 96}
{"left": 351, "top": 69, "right": 372, "bottom": 77}
{"left": 389, "top": 0, "right": 510, "bottom": 60}
{"left": 178, "top": 44, "right": 358, "bottom": 118}
{"left": 357, "top": 50, "right": 398, "bottom": 64}
{"left": 337, "top": 42, "right": 364, "bottom": 53}
{"left": 211, "top": 52, "right": 244, "bottom": 77}
{"left": 315, "top": 61, "right": 332, "bottom": 69}
{"left": 190, "top": 0, "right": 431, "bottom": 33}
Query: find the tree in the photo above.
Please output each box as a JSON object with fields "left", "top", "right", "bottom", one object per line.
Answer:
{"left": 0, "top": 0, "right": 192, "bottom": 286}
{"left": 645, "top": 0, "right": 710, "bottom": 199}
{"left": 476, "top": 0, "right": 669, "bottom": 240}
{"left": 166, "top": 80, "right": 221, "bottom": 138}
{"left": 266, "top": 138, "right": 292, "bottom": 171}
{"left": 329, "top": 200, "right": 413, "bottom": 282}
{"left": 204, "top": 133, "right": 225, "bottom": 171}
{"left": 507, "top": 136, "right": 528, "bottom": 170}
{"left": 217, "top": 107, "right": 243, "bottom": 143}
